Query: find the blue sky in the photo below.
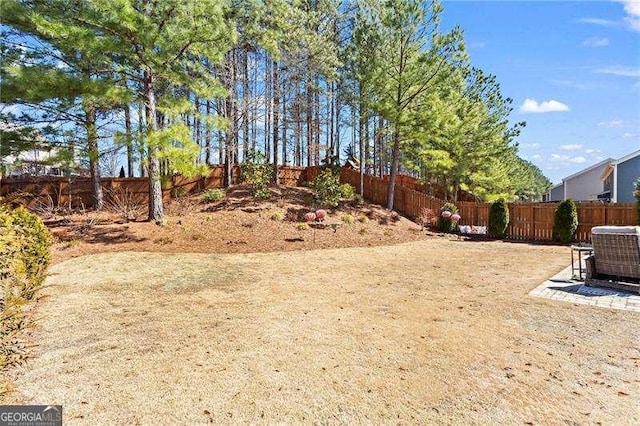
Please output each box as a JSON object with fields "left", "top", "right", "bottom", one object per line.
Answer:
{"left": 440, "top": 0, "right": 640, "bottom": 184}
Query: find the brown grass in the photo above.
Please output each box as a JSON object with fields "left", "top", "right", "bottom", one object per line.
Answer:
{"left": 3, "top": 240, "right": 639, "bottom": 424}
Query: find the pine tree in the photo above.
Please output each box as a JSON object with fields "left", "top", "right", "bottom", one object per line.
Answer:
{"left": 366, "top": 0, "right": 465, "bottom": 210}
{"left": 1, "top": 0, "right": 130, "bottom": 208}
{"left": 76, "top": 0, "right": 234, "bottom": 222}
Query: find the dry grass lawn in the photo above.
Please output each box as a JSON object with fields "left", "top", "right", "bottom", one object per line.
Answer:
{"left": 4, "top": 239, "right": 639, "bottom": 424}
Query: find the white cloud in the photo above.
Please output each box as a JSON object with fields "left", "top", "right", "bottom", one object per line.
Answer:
{"left": 582, "top": 37, "right": 609, "bottom": 47}
{"left": 550, "top": 153, "right": 588, "bottom": 164}
{"left": 616, "top": 0, "right": 640, "bottom": 31}
{"left": 532, "top": 154, "right": 542, "bottom": 160}
{"left": 623, "top": 132, "right": 637, "bottom": 138}
{"left": 520, "top": 143, "right": 541, "bottom": 149}
{"left": 597, "top": 119, "right": 624, "bottom": 127}
{"left": 578, "top": 17, "right": 619, "bottom": 27}
{"left": 596, "top": 66, "right": 640, "bottom": 77}
{"left": 469, "top": 41, "right": 486, "bottom": 49}
{"left": 519, "top": 98, "right": 570, "bottom": 113}
{"left": 559, "top": 144, "right": 583, "bottom": 151}
{"left": 585, "top": 148, "right": 601, "bottom": 154}
{"left": 550, "top": 79, "right": 600, "bottom": 90}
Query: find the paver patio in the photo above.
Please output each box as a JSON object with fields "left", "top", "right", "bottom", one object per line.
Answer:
{"left": 530, "top": 265, "right": 640, "bottom": 312}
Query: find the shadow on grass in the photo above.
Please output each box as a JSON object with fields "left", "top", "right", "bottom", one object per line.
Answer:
{"left": 51, "top": 222, "right": 147, "bottom": 247}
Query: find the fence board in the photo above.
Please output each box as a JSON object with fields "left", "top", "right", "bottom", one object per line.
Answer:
{"left": 337, "top": 167, "right": 636, "bottom": 242}
{"left": 1, "top": 165, "right": 311, "bottom": 209}
{"left": 2, "top": 166, "right": 636, "bottom": 242}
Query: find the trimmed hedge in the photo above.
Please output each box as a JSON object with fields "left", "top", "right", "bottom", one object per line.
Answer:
{"left": 488, "top": 199, "right": 509, "bottom": 238}
{"left": 552, "top": 199, "right": 578, "bottom": 243}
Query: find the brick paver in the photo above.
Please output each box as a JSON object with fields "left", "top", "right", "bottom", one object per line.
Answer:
{"left": 529, "top": 266, "right": 640, "bottom": 312}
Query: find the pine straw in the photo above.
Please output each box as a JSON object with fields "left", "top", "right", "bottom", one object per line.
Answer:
{"left": 3, "top": 240, "right": 639, "bottom": 424}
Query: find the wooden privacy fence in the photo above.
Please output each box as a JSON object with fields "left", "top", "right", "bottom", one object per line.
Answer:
{"left": 0, "top": 165, "right": 311, "bottom": 209}
{"left": 2, "top": 164, "right": 637, "bottom": 242}
{"left": 339, "top": 167, "right": 638, "bottom": 242}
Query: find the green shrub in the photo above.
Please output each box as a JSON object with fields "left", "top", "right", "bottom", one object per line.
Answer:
{"left": 1, "top": 207, "right": 52, "bottom": 373}
{"left": 438, "top": 202, "right": 459, "bottom": 233}
{"left": 271, "top": 211, "right": 284, "bottom": 221}
{"left": 339, "top": 183, "right": 355, "bottom": 199}
{"left": 342, "top": 214, "right": 355, "bottom": 224}
{"left": 241, "top": 149, "right": 274, "bottom": 199}
{"left": 553, "top": 199, "right": 578, "bottom": 243}
{"left": 488, "top": 199, "right": 509, "bottom": 238}
{"left": 0, "top": 207, "right": 19, "bottom": 283}
{"left": 312, "top": 168, "right": 342, "bottom": 208}
{"left": 10, "top": 207, "right": 52, "bottom": 291}
{"left": 202, "top": 188, "right": 225, "bottom": 203}
{"left": 296, "top": 222, "right": 309, "bottom": 231}
{"left": 352, "top": 194, "right": 364, "bottom": 206}
{"left": 358, "top": 215, "right": 369, "bottom": 223}
{"left": 171, "top": 186, "right": 189, "bottom": 198}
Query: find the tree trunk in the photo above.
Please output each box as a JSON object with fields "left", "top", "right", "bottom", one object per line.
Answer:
{"left": 306, "top": 81, "right": 312, "bottom": 167}
{"left": 314, "top": 85, "right": 320, "bottom": 166}
{"left": 124, "top": 104, "right": 134, "bottom": 177}
{"left": 137, "top": 101, "right": 147, "bottom": 177}
{"left": 242, "top": 50, "right": 249, "bottom": 162}
{"left": 282, "top": 82, "right": 288, "bottom": 166}
{"left": 387, "top": 127, "right": 400, "bottom": 211}
{"left": 272, "top": 60, "right": 280, "bottom": 185}
{"left": 294, "top": 81, "right": 301, "bottom": 166}
{"left": 232, "top": 49, "right": 239, "bottom": 164}
{"left": 225, "top": 93, "right": 233, "bottom": 186}
{"left": 329, "top": 81, "right": 335, "bottom": 164}
{"left": 85, "top": 104, "right": 103, "bottom": 209}
{"left": 335, "top": 87, "right": 340, "bottom": 164}
{"left": 144, "top": 70, "right": 163, "bottom": 222}
{"left": 358, "top": 84, "right": 365, "bottom": 196}
{"left": 265, "top": 56, "right": 271, "bottom": 162}
{"left": 194, "top": 96, "right": 201, "bottom": 161}
{"left": 205, "top": 100, "right": 211, "bottom": 164}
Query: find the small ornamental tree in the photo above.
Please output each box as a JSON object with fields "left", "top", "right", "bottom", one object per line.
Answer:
{"left": 240, "top": 149, "right": 274, "bottom": 199}
{"left": 634, "top": 177, "right": 640, "bottom": 225}
{"left": 553, "top": 199, "right": 578, "bottom": 243}
{"left": 312, "top": 169, "right": 343, "bottom": 208}
{"left": 438, "top": 202, "right": 459, "bottom": 233}
{"left": 489, "top": 199, "right": 509, "bottom": 238}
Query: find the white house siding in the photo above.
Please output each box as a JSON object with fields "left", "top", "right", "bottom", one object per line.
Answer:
{"left": 563, "top": 160, "right": 612, "bottom": 201}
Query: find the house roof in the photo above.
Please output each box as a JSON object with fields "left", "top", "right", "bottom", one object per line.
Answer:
{"left": 613, "top": 149, "right": 640, "bottom": 165}
{"left": 549, "top": 182, "right": 563, "bottom": 190}
{"left": 563, "top": 158, "right": 615, "bottom": 182}
{"left": 600, "top": 149, "right": 640, "bottom": 180}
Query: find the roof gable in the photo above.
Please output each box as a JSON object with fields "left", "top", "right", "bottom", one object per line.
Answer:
{"left": 614, "top": 149, "right": 640, "bottom": 165}
{"left": 563, "top": 158, "right": 615, "bottom": 181}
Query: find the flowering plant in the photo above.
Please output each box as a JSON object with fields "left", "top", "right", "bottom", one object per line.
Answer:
{"left": 315, "top": 209, "right": 327, "bottom": 221}
{"left": 438, "top": 202, "right": 459, "bottom": 233}
{"left": 304, "top": 212, "right": 316, "bottom": 222}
